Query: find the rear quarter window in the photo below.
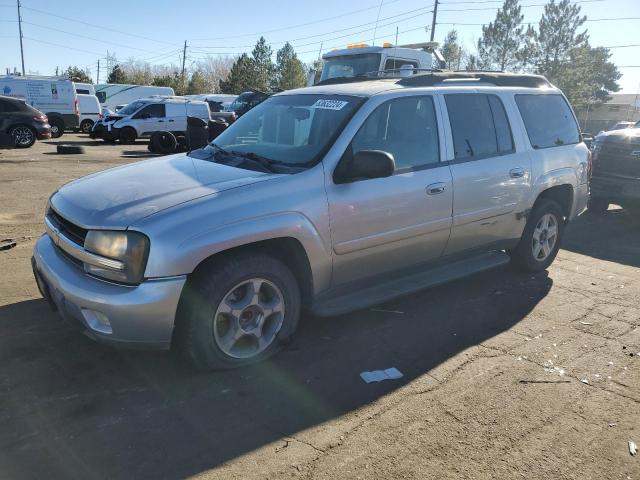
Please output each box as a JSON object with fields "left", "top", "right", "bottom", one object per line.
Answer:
{"left": 515, "top": 94, "right": 580, "bottom": 149}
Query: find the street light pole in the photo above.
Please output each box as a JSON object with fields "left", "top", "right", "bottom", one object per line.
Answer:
{"left": 17, "top": 0, "right": 25, "bottom": 75}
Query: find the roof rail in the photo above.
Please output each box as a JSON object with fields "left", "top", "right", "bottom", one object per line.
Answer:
{"left": 396, "top": 71, "right": 551, "bottom": 88}
{"left": 315, "top": 68, "right": 443, "bottom": 86}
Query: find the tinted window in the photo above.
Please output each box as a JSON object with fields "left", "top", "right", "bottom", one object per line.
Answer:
{"left": 351, "top": 96, "right": 440, "bottom": 171}
{"left": 76, "top": 89, "right": 91, "bottom": 95}
{"left": 384, "top": 58, "right": 418, "bottom": 70}
{"left": 446, "top": 94, "right": 514, "bottom": 160}
{"left": 96, "top": 92, "right": 106, "bottom": 103}
{"left": 135, "top": 103, "right": 165, "bottom": 118}
{"left": 515, "top": 94, "right": 580, "bottom": 149}
{"left": 488, "top": 96, "right": 514, "bottom": 153}
{"left": 0, "top": 99, "right": 20, "bottom": 112}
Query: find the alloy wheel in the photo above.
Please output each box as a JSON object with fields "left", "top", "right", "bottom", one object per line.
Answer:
{"left": 532, "top": 213, "right": 558, "bottom": 261}
{"left": 11, "top": 127, "right": 34, "bottom": 146}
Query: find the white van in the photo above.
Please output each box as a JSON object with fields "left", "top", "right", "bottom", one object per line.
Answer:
{"left": 77, "top": 94, "right": 102, "bottom": 133}
{"left": 95, "top": 84, "right": 175, "bottom": 111}
{"left": 0, "top": 75, "right": 79, "bottom": 137}
{"left": 74, "top": 83, "right": 96, "bottom": 96}
{"left": 91, "top": 96, "right": 210, "bottom": 143}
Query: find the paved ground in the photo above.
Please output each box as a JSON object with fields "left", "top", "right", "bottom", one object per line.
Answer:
{"left": 0, "top": 134, "right": 638, "bottom": 479}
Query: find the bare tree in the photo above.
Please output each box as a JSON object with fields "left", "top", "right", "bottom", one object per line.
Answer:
{"left": 196, "top": 56, "right": 235, "bottom": 93}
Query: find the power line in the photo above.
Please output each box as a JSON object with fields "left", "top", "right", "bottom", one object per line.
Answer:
{"left": 190, "top": 0, "right": 406, "bottom": 41}
{"left": 436, "top": 17, "right": 640, "bottom": 26}
{"left": 23, "top": 36, "right": 103, "bottom": 56}
{"left": 18, "top": 4, "right": 174, "bottom": 45}
{"left": 438, "top": 0, "right": 604, "bottom": 12}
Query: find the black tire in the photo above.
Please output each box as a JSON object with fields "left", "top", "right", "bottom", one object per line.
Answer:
{"left": 119, "top": 127, "right": 137, "bottom": 144}
{"left": 150, "top": 131, "right": 177, "bottom": 154}
{"left": 510, "top": 199, "right": 565, "bottom": 272}
{"left": 176, "top": 253, "right": 301, "bottom": 370}
{"left": 80, "top": 119, "right": 94, "bottom": 134}
{"left": 49, "top": 118, "right": 64, "bottom": 138}
{"left": 588, "top": 196, "right": 609, "bottom": 214}
{"left": 9, "top": 125, "right": 36, "bottom": 148}
{"left": 56, "top": 144, "right": 85, "bottom": 154}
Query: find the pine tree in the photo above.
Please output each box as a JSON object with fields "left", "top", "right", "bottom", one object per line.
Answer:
{"left": 107, "top": 64, "right": 127, "bottom": 84}
{"left": 441, "top": 30, "right": 464, "bottom": 70}
{"left": 275, "top": 42, "right": 306, "bottom": 90}
{"left": 251, "top": 37, "right": 275, "bottom": 92}
{"left": 477, "top": 0, "right": 525, "bottom": 71}
{"left": 219, "top": 54, "right": 258, "bottom": 94}
{"left": 534, "top": 0, "right": 588, "bottom": 78}
{"left": 63, "top": 66, "right": 92, "bottom": 83}
{"left": 187, "top": 70, "right": 210, "bottom": 94}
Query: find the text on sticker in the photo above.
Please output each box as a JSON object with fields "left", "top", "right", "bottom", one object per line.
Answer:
{"left": 312, "top": 99, "right": 348, "bottom": 110}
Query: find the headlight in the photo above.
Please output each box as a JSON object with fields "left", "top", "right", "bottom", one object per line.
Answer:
{"left": 84, "top": 230, "right": 149, "bottom": 284}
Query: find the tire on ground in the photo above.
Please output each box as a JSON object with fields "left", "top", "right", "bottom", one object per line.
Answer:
{"left": 510, "top": 198, "right": 565, "bottom": 272}
{"left": 150, "top": 131, "right": 177, "bottom": 154}
{"left": 176, "top": 252, "right": 301, "bottom": 370}
{"left": 56, "top": 144, "right": 85, "bottom": 154}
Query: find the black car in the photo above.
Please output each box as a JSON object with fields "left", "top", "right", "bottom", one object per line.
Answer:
{"left": 227, "top": 90, "right": 270, "bottom": 118}
{"left": 0, "top": 95, "right": 51, "bottom": 148}
{"left": 589, "top": 122, "right": 640, "bottom": 212}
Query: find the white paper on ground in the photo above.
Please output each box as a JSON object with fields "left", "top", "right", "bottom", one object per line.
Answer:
{"left": 360, "top": 367, "right": 404, "bottom": 384}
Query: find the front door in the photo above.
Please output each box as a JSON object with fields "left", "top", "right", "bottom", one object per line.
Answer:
{"left": 325, "top": 95, "right": 453, "bottom": 287}
{"left": 441, "top": 93, "right": 531, "bottom": 254}
{"left": 133, "top": 103, "right": 166, "bottom": 136}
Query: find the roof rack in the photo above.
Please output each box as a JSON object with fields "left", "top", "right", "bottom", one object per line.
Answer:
{"left": 315, "top": 68, "right": 442, "bottom": 86}
{"left": 396, "top": 71, "right": 551, "bottom": 88}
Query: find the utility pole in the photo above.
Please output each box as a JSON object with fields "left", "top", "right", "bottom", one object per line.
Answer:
{"left": 97, "top": 59, "right": 100, "bottom": 84}
{"left": 429, "top": 0, "right": 439, "bottom": 42}
{"left": 181, "top": 40, "right": 187, "bottom": 89}
{"left": 16, "top": 0, "right": 25, "bottom": 75}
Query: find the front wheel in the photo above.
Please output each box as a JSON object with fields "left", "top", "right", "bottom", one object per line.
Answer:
{"left": 177, "top": 253, "right": 301, "bottom": 370}
{"left": 510, "top": 199, "right": 565, "bottom": 272}
{"left": 119, "top": 127, "right": 137, "bottom": 144}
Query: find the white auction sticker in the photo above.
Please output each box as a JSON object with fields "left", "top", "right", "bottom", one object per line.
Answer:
{"left": 312, "top": 99, "right": 349, "bottom": 110}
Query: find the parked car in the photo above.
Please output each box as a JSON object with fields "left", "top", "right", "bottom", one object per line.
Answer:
{"left": 32, "top": 72, "right": 589, "bottom": 370}
{"left": 226, "top": 90, "right": 270, "bottom": 118}
{"left": 609, "top": 121, "right": 635, "bottom": 131}
{"left": 186, "top": 94, "right": 238, "bottom": 123}
{"left": 77, "top": 94, "right": 102, "bottom": 133}
{"left": 90, "top": 96, "right": 210, "bottom": 144}
{"left": 94, "top": 83, "right": 175, "bottom": 112}
{"left": 0, "top": 94, "right": 51, "bottom": 148}
{"left": 0, "top": 75, "right": 79, "bottom": 137}
{"left": 589, "top": 122, "right": 640, "bottom": 212}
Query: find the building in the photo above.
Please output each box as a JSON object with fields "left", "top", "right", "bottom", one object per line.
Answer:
{"left": 576, "top": 93, "right": 640, "bottom": 134}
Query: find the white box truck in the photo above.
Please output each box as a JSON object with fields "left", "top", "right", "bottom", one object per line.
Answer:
{"left": 0, "top": 75, "right": 79, "bottom": 137}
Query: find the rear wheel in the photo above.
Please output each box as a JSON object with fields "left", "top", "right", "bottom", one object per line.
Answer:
{"left": 10, "top": 125, "right": 36, "bottom": 148}
{"left": 588, "top": 196, "right": 609, "bottom": 214}
{"left": 119, "top": 127, "right": 137, "bottom": 144}
{"left": 177, "top": 253, "right": 300, "bottom": 370}
{"left": 510, "top": 199, "right": 564, "bottom": 272}
{"left": 49, "top": 118, "right": 64, "bottom": 138}
{"left": 80, "top": 119, "right": 94, "bottom": 133}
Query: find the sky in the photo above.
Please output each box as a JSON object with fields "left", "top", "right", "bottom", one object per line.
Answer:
{"left": 1, "top": 0, "right": 639, "bottom": 93}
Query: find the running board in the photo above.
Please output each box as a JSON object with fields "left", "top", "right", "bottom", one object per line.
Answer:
{"left": 313, "top": 251, "right": 511, "bottom": 317}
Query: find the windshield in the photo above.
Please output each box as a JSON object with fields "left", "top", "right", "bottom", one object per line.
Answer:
{"left": 118, "top": 101, "right": 147, "bottom": 116}
{"left": 195, "top": 94, "right": 364, "bottom": 169}
{"left": 320, "top": 53, "right": 382, "bottom": 81}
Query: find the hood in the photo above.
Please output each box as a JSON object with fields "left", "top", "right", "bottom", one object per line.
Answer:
{"left": 596, "top": 127, "right": 640, "bottom": 144}
{"left": 50, "top": 154, "right": 276, "bottom": 229}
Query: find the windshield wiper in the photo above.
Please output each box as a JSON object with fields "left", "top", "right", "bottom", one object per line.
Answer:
{"left": 192, "top": 144, "right": 280, "bottom": 173}
{"left": 229, "top": 150, "right": 280, "bottom": 173}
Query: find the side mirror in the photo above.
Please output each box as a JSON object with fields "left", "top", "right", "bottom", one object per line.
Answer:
{"left": 337, "top": 150, "right": 395, "bottom": 183}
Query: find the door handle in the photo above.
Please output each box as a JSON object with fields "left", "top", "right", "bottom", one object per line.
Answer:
{"left": 158, "top": 120, "right": 165, "bottom": 122}
{"left": 509, "top": 167, "right": 525, "bottom": 178}
{"left": 426, "top": 182, "right": 447, "bottom": 195}
{"left": 167, "top": 119, "right": 174, "bottom": 122}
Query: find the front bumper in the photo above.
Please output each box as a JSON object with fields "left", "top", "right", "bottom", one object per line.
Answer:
{"left": 32, "top": 234, "right": 186, "bottom": 349}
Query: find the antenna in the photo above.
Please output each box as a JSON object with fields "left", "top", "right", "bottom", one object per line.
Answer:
{"left": 372, "top": 0, "right": 384, "bottom": 45}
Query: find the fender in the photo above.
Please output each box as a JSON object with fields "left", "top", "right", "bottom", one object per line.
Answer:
{"left": 144, "top": 211, "right": 333, "bottom": 296}
{"left": 529, "top": 167, "right": 578, "bottom": 208}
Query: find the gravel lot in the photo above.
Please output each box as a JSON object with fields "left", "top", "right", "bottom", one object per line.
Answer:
{"left": 0, "top": 134, "right": 639, "bottom": 479}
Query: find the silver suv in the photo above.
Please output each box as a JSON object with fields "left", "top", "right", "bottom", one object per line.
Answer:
{"left": 32, "top": 72, "right": 590, "bottom": 370}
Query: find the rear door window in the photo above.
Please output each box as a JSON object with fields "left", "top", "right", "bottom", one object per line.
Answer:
{"left": 515, "top": 94, "right": 580, "bottom": 149}
{"left": 0, "top": 99, "right": 20, "bottom": 112}
{"left": 446, "top": 94, "right": 513, "bottom": 160}
{"left": 135, "top": 103, "right": 166, "bottom": 118}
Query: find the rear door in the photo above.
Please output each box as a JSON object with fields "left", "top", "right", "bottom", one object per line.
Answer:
{"left": 442, "top": 92, "right": 531, "bottom": 255}
{"left": 325, "top": 94, "right": 453, "bottom": 287}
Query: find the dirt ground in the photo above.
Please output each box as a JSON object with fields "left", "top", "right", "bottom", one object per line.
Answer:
{"left": 0, "top": 134, "right": 638, "bottom": 480}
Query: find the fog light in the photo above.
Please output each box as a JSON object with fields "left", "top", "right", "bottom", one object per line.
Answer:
{"left": 81, "top": 309, "right": 112, "bottom": 334}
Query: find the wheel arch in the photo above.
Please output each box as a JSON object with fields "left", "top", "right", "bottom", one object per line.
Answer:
{"left": 533, "top": 184, "right": 574, "bottom": 221}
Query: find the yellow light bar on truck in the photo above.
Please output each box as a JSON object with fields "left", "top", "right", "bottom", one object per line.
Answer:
{"left": 383, "top": 42, "right": 393, "bottom": 47}
{"left": 346, "top": 43, "right": 369, "bottom": 49}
